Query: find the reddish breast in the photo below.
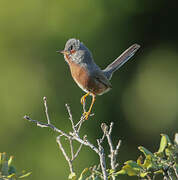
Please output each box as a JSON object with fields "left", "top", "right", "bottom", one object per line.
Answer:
{"left": 65, "top": 54, "right": 110, "bottom": 95}
{"left": 66, "top": 55, "right": 90, "bottom": 91}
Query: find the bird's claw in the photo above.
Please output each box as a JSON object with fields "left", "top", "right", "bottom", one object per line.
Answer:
{"left": 80, "top": 96, "right": 85, "bottom": 105}
{"left": 82, "top": 111, "right": 90, "bottom": 120}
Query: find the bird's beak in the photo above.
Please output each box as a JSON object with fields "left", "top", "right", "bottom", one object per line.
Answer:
{"left": 57, "top": 50, "right": 69, "bottom": 55}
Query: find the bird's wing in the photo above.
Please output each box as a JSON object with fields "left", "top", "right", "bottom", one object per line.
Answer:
{"left": 93, "top": 71, "right": 112, "bottom": 88}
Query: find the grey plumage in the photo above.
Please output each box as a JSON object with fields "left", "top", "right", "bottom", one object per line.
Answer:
{"left": 64, "top": 38, "right": 140, "bottom": 81}
{"left": 59, "top": 38, "right": 140, "bottom": 119}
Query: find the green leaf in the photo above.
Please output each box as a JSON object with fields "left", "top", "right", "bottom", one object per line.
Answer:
{"left": 142, "top": 155, "right": 152, "bottom": 169}
{"left": 8, "top": 156, "right": 13, "bottom": 166}
{"left": 19, "top": 172, "right": 32, "bottom": 178}
{"left": 108, "top": 169, "right": 115, "bottom": 175}
{"left": 137, "top": 156, "right": 143, "bottom": 166}
{"left": 162, "top": 134, "right": 172, "bottom": 144}
{"left": 116, "top": 161, "right": 143, "bottom": 176}
{"left": 165, "top": 147, "right": 173, "bottom": 158}
{"left": 121, "top": 164, "right": 139, "bottom": 176}
{"left": 138, "top": 146, "right": 154, "bottom": 158}
{"left": 157, "top": 134, "right": 172, "bottom": 155}
{"left": 7, "top": 173, "right": 16, "bottom": 178}
{"left": 68, "top": 172, "right": 76, "bottom": 180}
{"left": 78, "top": 168, "right": 88, "bottom": 180}
{"left": 116, "top": 169, "right": 127, "bottom": 175}
{"left": 142, "top": 154, "right": 158, "bottom": 170}
{"left": 126, "top": 160, "right": 143, "bottom": 170}
{"left": 154, "top": 169, "right": 163, "bottom": 174}
{"left": 140, "top": 172, "right": 149, "bottom": 178}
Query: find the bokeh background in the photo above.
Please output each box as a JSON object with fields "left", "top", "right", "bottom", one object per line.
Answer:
{"left": 0, "top": 0, "right": 178, "bottom": 179}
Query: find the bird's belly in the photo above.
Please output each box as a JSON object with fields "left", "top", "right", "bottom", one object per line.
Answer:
{"left": 68, "top": 61, "right": 90, "bottom": 92}
{"left": 68, "top": 61, "right": 110, "bottom": 95}
{"left": 75, "top": 80, "right": 89, "bottom": 93}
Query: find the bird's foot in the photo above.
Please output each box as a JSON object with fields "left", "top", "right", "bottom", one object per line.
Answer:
{"left": 82, "top": 111, "right": 90, "bottom": 120}
{"left": 80, "top": 92, "right": 90, "bottom": 105}
{"left": 80, "top": 96, "right": 85, "bottom": 105}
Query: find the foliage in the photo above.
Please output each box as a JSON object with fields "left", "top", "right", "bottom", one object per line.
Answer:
{"left": 68, "top": 134, "right": 178, "bottom": 180}
{"left": 116, "top": 134, "right": 178, "bottom": 179}
{"left": 0, "top": 152, "right": 31, "bottom": 180}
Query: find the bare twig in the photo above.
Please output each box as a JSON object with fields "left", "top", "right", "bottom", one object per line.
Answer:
{"left": 65, "top": 104, "right": 76, "bottom": 133}
{"left": 24, "top": 114, "right": 99, "bottom": 154}
{"left": 66, "top": 103, "right": 85, "bottom": 133}
{"left": 167, "top": 170, "right": 173, "bottom": 180}
{"left": 75, "top": 116, "right": 85, "bottom": 133}
{"left": 69, "top": 138, "right": 74, "bottom": 160}
{"left": 74, "top": 101, "right": 94, "bottom": 133}
{"left": 24, "top": 97, "right": 114, "bottom": 180}
{"left": 146, "top": 174, "right": 152, "bottom": 180}
{"left": 70, "top": 132, "right": 99, "bottom": 154}
{"left": 43, "top": 97, "right": 50, "bottom": 124}
{"left": 115, "top": 140, "right": 122, "bottom": 155}
{"left": 73, "top": 143, "right": 83, "bottom": 161}
{"left": 56, "top": 136, "right": 74, "bottom": 174}
{"left": 101, "top": 122, "right": 121, "bottom": 180}
{"left": 108, "top": 122, "right": 114, "bottom": 135}
{"left": 106, "top": 123, "right": 116, "bottom": 171}
{"left": 173, "top": 164, "right": 178, "bottom": 178}
{"left": 24, "top": 115, "right": 71, "bottom": 138}
{"left": 97, "top": 139, "right": 108, "bottom": 180}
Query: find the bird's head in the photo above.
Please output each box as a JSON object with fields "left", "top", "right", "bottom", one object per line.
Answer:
{"left": 57, "top": 38, "right": 93, "bottom": 64}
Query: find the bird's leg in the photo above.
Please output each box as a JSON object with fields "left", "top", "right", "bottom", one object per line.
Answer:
{"left": 80, "top": 92, "right": 90, "bottom": 105}
{"left": 83, "top": 94, "right": 96, "bottom": 120}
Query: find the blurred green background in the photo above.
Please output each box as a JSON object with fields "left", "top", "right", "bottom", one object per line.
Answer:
{"left": 0, "top": 0, "right": 178, "bottom": 179}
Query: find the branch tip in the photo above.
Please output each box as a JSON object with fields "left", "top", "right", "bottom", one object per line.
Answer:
{"left": 43, "top": 96, "right": 47, "bottom": 101}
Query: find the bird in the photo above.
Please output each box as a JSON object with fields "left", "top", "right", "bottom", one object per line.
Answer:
{"left": 58, "top": 38, "right": 140, "bottom": 120}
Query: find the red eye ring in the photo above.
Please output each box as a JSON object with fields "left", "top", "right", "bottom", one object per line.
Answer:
{"left": 70, "top": 49, "right": 76, "bottom": 54}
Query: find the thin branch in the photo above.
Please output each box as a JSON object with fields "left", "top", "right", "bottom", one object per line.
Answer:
{"left": 101, "top": 122, "right": 121, "bottom": 180}
{"left": 146, "top": 174, "right": 152, "bottom": 180}
{"left": 24, "top": 115, "right": 71, "bottom": 138}
{"left": 108, "top": 122, "right": 114, "bottom": 135}
{"left": 73, "top": 143, "right": 83, "bottom": 161}
{"left": 167, "top": 170, "right": 173, "bottom": 180}
{"left": 97, "top": 139, "right": 108, "bottom": 180}
{"left": 43, "top": 97, "right": 50, "bottom": 124}
{"left": 24, "top": 97, "right": 111, "bottom": 180}
{"left": 106, "top": 123, "right": 116, "bottom": 171}
{"left": 104, "top": 123, "right": 115, "bottom": 180}
{"left": 56, "top": 136, "right": 74, "bottom": 174}
{"left": 24, "top": 115, "right": 99, "bottom": 154}
{"left": 66, "top": 103, "right": 85, "bottom": 133}
{"left": 173, "top": 164, "right": 178, "bottom": 178}
{"left": 115, "top": 140, "right": 122, "bottom": 155}
{"left": 75, "top": 116, "right": 85, "bottom": 133}
{"left": 69, "top": 138, "right": 74, "bottom": 160}
{"left": 65, "top": 104, "right": 76, "bottom": 133}
{"left": 70, "top": 132, "right": 99, "bottom": 154}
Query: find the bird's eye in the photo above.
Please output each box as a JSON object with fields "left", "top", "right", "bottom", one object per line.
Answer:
{"left": 70, "top": 45, "right": 73, "bottom": 50}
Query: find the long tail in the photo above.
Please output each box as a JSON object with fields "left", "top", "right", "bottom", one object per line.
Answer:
{"left": 103, "top": 44, "right": 140, "bottom": 80}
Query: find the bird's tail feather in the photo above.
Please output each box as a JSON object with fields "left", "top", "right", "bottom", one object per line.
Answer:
{"left": 103, "top": 44, "right": 140, "bottom": 80}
